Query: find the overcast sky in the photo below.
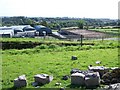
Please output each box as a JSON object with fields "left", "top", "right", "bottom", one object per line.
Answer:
{"left": 0, "top": 0, "right": 119, "bottom": 19}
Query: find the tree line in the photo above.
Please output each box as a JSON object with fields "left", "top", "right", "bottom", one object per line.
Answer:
{"left": 1, "top": 16, "right": 118, "bottom": 30}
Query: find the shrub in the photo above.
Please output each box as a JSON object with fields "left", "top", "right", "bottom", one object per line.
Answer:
{"left": 35, "top": 44, "right": 48, "bottom": 49}
{"left": 80, "top": 45, "right": 92, "bottom": 50}
{"left": 48, "top": 44, "right": 59, "bottom": 49}
{"left": 64, "top": 46, "right": 79, "bottom": 51}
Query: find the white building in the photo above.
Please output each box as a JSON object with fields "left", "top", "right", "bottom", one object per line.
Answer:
{"left": 0, "top": 26, "right": 14, "bottom": 37}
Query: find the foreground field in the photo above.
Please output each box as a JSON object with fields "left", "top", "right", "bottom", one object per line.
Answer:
{"left": 2, "top": 45, "right": 119, "bottom": 89}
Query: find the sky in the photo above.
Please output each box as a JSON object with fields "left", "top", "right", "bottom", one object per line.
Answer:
{"left": 0, "top": 0, "right": 119, "bottom": 19}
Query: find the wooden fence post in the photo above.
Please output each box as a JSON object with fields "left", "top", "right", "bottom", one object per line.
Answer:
{"left": 80, "top": 35, "right": 83, "bottom": 47}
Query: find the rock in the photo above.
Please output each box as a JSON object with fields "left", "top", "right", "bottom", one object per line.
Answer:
{"left": 32, "top": 82, "right": 39, "bottom": 87}
{"left": 89, "top": 65, "right": 92, "bottom": 67}
{"left": 14, "top": 75, "right": 27, "bottom": 88}
{"left": 103, "top": 83, "right": 120, "bottom": 90}
{"left": 102, "top": 68, "right": 120, "bottom": 84}
{"left": 55, "top": 82, "right": 61, "bottom": 86}
{"left": 71, "top": 56, "right": 77, "bottom": 60}
{"left": 88, "top": 66, "right": 110, "bottom": 77}
{"left": 18, "top": 75, "right": 26, "bottom": 80}
{"left": 96, "top": 61, "right": 101, "bottom": 64}
{"left": 34, "top": 74, "right": 53, "bottom": 85}
{"left": 111, "top": 78, "right": 119, "bottom": 84}
{"left": 35, "top": 86, "right": 40, "bottom": 88}
{"left": 85, "top": 72, "right": 100, "bottom": 88}
{"left": 70, "top": 69, "right": 82, "bottom": 74}
{"left": 71, "top": 73, "right": 85, "bottom": 86}
{"left": 60, "top": 87, "right": 65, "bottom": 90}
{"left": 111, "top": 67, "right": 119, "bottom": 70}
{"left": 111, "top": 68, "right": 120, "bottom": 78}
{"left": 62, "top": 75, "right": 69, "bottom": 80}
{"left": 102, "top": 72, "right": 112, "bottom": 80}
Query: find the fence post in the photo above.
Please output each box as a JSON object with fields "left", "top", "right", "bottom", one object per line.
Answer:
{"left": 102, "top": 36, "right": 104, "bottom": 42}
{"left": 80, "top": 35, "right": 83, "bottom": 47}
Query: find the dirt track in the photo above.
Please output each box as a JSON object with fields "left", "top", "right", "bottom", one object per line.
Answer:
{"left": 68, "top": 29, "right": 108, "bottom": 38}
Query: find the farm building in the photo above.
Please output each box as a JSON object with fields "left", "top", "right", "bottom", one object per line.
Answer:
{"left": 34, "top": 25, "right": 52, "bottom": 36}
{"left": 22, "top": 26, "right": 36, "bottom": 37}
{"left": 0, "top": 25, "right": 52, "bottom": 37}
{"left": 0, "top": 27, "right": 14, "bottom": 37}
{"left": 12, "top": 25, "right": 36, "bottom": 37}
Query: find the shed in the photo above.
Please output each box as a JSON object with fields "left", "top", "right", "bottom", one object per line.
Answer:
{"left": 34, "top": 25, "right": 52, "bottom": 36}
{"left": 0, "top": 30, "right": 14, "bottom": 37}
{"left": 23, "top": 26, "right": 36, "bottom": 32}
{"left": 13, "top": 28, "right": 23, "bottom": 34}
{"left": 22, "top": 26, "right": 36, "bottom": 37}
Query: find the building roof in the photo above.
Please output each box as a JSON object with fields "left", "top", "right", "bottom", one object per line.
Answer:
{"left": 34, "top": 25, "right": 46, "bottom": 30}
{"left": 0, "top": 30, "right": 14, "bottom": 34}
{"left": 23, "top": 26, "right": 36, "bottom": 31}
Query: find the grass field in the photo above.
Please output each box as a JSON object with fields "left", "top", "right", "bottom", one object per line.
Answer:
{"left": 0, "top": 37, "right": 60, "bottom": 42}
{"left": 2, "top": 42, "right": 119, "bottom": 89}
{"left": 90, "top": 28, "right": 120, "bottom": 34}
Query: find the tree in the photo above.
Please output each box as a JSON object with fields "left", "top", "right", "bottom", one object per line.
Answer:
{"left": 77, "top": 20, "right": 84, "bottom": 29}
{"left": 40, "top": 20, "right": 48, "bottom": 27}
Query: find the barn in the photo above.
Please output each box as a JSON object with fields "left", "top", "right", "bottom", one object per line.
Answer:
{"left": 0, "top": 27, "right": 14, "bottom": 37}
{"left": 22, "top": 26, "right": 36, "bottom": 37}
{"left": 34, "top": 25, "right": 52, "bottom": 36}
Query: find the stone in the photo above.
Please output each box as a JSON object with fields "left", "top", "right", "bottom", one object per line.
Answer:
{"left": 102, "top": 68, "right": 120, "bottom": 84}
{"left": 88, "top": 66, "right": 110, "bottom": 77}
{"left": 34, "top": 74, "right": 53, "bottom": 85}
{"left": 71, "top": 56, "right": 77, "bottom": 60}
{"left": 111, "top": 78, "right": 119, "bottom": 84}
{"left": 96, "top": 61, "right": 101, "bottom": 64}
{"left": 111, "top": 67, "right": 119, "bottom": 70}
{"left": 14, "top": 75, "right": 27, "bottom": 88}
{"left": 32, "top": 82, "right": 39, "bottom": 87}
{"left": 85, "top": 72, "right": 100, "bottom": 88}
{"left": 103, "top": 83, "right": 120, "bottom": 90}
{"left": 102, "top": 72, "right": 112, "bottom": 80}
{"left": 60, "top": 87, "right": 65, "bottom": 90}
{"left": 111, "top": 68, "right": 120, "bottom": 78}
{"left": 62, "top": 75, "right": 69, "bottom": 80}
{"left": 71, "top": 72, "right": 85, "bottom": 86}
{"left": 55, "top": 82, "right": 61, "bottom": 86}
{"left": 35, "top": 86, "right": 40, "bottom": 88}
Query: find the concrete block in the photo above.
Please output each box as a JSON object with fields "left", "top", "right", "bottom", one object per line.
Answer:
{"left": 14, "top": 75, "right": 27, "bottom": 88}
{"left": 88, "top": 66, "right": 109, "bottom": 77}
{"left": 85, "top": 72, "right": 100, "bottom": 88}
{"left": 34, "top": 74, "right": 53, "bottom": 85}
{"left": 71, "top": 73, "right": 85, "bottom": 86}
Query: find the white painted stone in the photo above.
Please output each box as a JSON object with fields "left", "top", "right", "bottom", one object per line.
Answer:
{"left": 96, "top": 61, "right": 101, "bottom": 64}
{"left": 14, "top": 75, "right": 27, "bottom": 88}
{"left": 71, "top": 73, "right": 85, "bottom": 86}
{"left": 34, "top": 74, "right": 53, "bottom": 85}
{"left": 85, "top": 72, "right": 100, "bottom": 87}
{"left": 88, "top": 66, "right": 110, "bottom": 77}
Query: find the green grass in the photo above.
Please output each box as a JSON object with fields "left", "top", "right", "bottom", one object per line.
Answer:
{"left": 90, "top": 28, "right": 120, "bottom": 34}
{"left": 0, "top": 37, "right": 60, "bottom": 42}
{"left": 2, "top": 45, "right": 119, "bottom": 89}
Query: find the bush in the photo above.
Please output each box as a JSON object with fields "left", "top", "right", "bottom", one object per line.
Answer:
{"left": 64, "top": 46, "right": 79, "bottom": 51}
{"left": 35, "top": 44, "right": 48, "bottom": 49}
{"left": 48, "top": 44, "right": 59, "bottom": 49}
{"left": 80, "top": 45, "right": 92, "bottom": 50}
